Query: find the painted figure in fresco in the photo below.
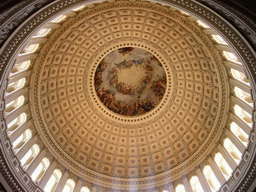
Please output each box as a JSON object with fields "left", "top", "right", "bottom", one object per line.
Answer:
{"left": 133, "top": 59, "right": 144, "bottom": 65}
{"left": 116, "top": 60, "right": 126, "bottom": 67}
{"left": 102, "top": 93, "right": 114, "bottom": 108}
{"left": 121, "top": 86, "right": 131, "bottom": 95}
{"left": 125, "top": 60, "right": 133, "bottom": 67}
{"left": 109, "top": 77, "right": 117, "bottom": 85}
{"left": 111, "top": 101, "right": 121, "bottom": 113}
{"left": 146, "top": 64, "right": 153, "bottom": 71}
{"left": 118, "top": 47, "right": 134, "bottom": 55}
{"left": 151, "top": 74, "right": 167, "bottom": 99}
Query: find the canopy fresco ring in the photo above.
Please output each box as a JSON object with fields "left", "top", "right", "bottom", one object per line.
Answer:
{"left": 94, "top": 47, "right": 167, "bottom": 116}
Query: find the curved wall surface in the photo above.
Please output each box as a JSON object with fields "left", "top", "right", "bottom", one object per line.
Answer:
{"left": 0, "top": 1, "right": 256, "bottom": 192}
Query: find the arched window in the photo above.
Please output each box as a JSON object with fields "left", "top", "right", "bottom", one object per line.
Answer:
{"left": 11, "top": 60, "right": 31, "bottom": 74}
{"left": 214, "top": 153, "right": 232, "bottom": 179}
{"left": 180, "top": 10, "right": 190, "bottom": 16}
{"left": 19, "top": 44, "right": 39, "bottom": 55}
{"left": 44, "top": 169, "right": 62, "bottom": 192}
{"left": 234, "top": 87, "right": 252, "bottom": 105}
{"left": 31, "top": 158, "right": 50, "bottom": 182}
{"left": 6, "top": 78, "right": 26, "bottom": 93}
{"left": 223, "top": 51, "right": 241, "bottom": 64}
{"left": 203, "top": 165, "right": 221, "bottom": 191}
{"left": 231, "top": 122, "right": 249, "bottom": 145}
{"left": 80, "top": 187, "right": 90, "bottom": 192}
{"left": 51, "top": 15, "right": 67, "bottom": 23}
{"left": 234, "top": 105, "right": 252, "bottom": 125}
{"left": 224, "top": 138, "right": 242, "bottom": 163}
{"left": 12, "top": 129, "right": 32, "bottom": 149}
{"left": 33, "top": 29, "right": 51, "bottom": 38}
{"left": 20, "top": 144, "right": 40, "bottom": 167}
{"left": 190, "top": 176, "right": 204, "bottom": 192}
{"left": 231, "top": 69, "right": 250, "bottom": 84}
{"left": 175, "top": 184, "right": 185, "bottom": 192}
{"left": 212, "top": 35, "right": 227, "bottom": 45}
{"left": 197, "top": 20, "right": 210, "bottom": 28}
{"left": 62, "top": 179, "right": 75, "bottom": 192}
{"left": 72, "top": 5, "right": 85, "bottom": 12}
{"left": 7, "top": 112, "right": 27, "bottom": 131}
{"left": 5, "top": 95, "right": 25, "bottom": 113}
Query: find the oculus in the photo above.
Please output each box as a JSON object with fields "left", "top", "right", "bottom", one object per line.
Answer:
{"left": 94, "top": 47, "right": 167, "bottom": 116}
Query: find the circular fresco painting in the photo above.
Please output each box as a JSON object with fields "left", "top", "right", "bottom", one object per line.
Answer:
{"left": 94, "top": 47, "right": 167, "bottom": 116}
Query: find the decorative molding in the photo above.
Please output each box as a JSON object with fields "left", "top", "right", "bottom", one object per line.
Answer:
{"left": 0, "top": 146, "right": 24, "bottom": 192}
{"left": 0, "top": 0, "right": 52, "bottom": 47}
{"left": 197, "top": 0, "right": 256, "bottom": 50}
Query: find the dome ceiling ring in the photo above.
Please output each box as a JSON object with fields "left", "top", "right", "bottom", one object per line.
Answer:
{"left": 31, "top": 1, "right": 229, "bottom": 189}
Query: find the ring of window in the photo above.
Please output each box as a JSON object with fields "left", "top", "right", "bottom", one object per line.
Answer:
{"left": 7, "top": 112, "right": 27, "bottom": 131}
{"left": 203, "top": 165, "right": 221, "bottom": 192}
{"left": 234, "top": 105, "right": 253, "bottom": 125}
{"left": 214, "top": 153, "right": 232, "bottom": 179}
{"left": 72, "top": 5, "right": 85, "bottom": 12}
{"left": 223, "top": 51, "right": 241, "bottom": 64}
{"left": 19, "top": 44, "right": 39, "bottom": 55}
{"left": 33, "top": 29, "right": 51, "bottom": 38}
{"left": 230, "top": 122, "right": 249, "bottom": 145}
{"left": 6, "top": 78, "right": 26, "bottom": 93}
{"left": 197, "top": 20, "right": 210, "bottom": 28}
{"left": 20, "top": 144, "right": 40, "bottom": 168}
{"left": 31, "top": 157, "right": 50, "bottom": 182}
{"left": 180, "top": 10, "right": 190, "bottom": 16}
{"left": 175, "top": 184, "right": 185, "bottom": 192}
{"left": 234, "top": 87, "right": 252, "bottom": 105}
{"left": 231, "top": 69, "right": 250, "bottom": 85}
{"left": 80, "top": 187, "right": 90, "bottom": 192}
{"left": 44, "top": 169, "right": 62, "bottom": 192}
{"left": 5, "top": 95, "right": 25, "bottom": 113}
{"left": 12, "top": 129, "right": 32, "bottom": 149}
{"left": 224, "top": 138, "right": 242, "bottom": 163}
{"left": 190, "top": 176, "right": 204, "bottom": 192}
{"left": 51, "top": 15, "right": 67, "bottom": 23}
{"left": 63, "top": 179, "right": 75, "bottom": 192}
{"left": 11, "top": 60, "right": 31, "bottom": 74}
{"left": 212, "top": 35, "right": 228, "bottom": 45}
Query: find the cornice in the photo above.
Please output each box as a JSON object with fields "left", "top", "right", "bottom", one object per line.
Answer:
{"left": 196, "top": 0, "right": 256, "bottom": 51}
{"left": 0, "top": 146, "right": 23, "bottom": 192}
{"left": 0, "top": 0, "right": 52, "bottom": 47}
